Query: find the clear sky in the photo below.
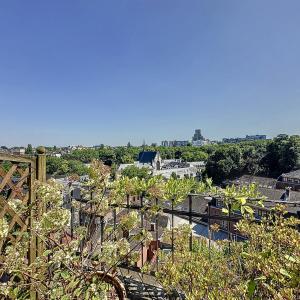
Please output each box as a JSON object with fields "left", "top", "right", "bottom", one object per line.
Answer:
{"left": 0, "top": 0, "right": 299, "bottom": 147}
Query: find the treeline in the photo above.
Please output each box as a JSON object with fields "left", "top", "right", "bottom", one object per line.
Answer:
{"left": 206, "top": 134, "right": 300, "bottom": 183}
{"left": 46, "top": 145, "right": 208, "bottom": 176}
{"left": 62, "top": 145, "right": 209, "bottom": 165}
{"left": 46, "top": 157, "right": 89, "bottom": 176}
{"left": 46, "top": 135, "right": 300, "bottom": 182}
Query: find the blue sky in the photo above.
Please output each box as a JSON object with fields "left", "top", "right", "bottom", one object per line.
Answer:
{"left": 0, "top": 1, "right": 299, "bottom": 147}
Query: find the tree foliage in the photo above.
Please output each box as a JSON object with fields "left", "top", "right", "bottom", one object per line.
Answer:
{"left": 206, "top": 135, "right": 300, "bottom": 183}
{"left": 25, "top": 144, "right": 33, "bottom": 155}
{"left": 45, "top": 135, "right": 300, "bottom": 182}
{"left": 156, "top": 207, "right": 300, "bottom": 300}
{"left": 121, "top": 165, "right": 151, "bottom": 180}
{"left": 0, "top": 161, "right": 299, "bottom": 299}
{"left": 46, "top": 156, "right": 88, "bottom": 176}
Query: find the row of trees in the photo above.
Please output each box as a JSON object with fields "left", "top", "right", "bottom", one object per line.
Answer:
{"left": 62, "top": 146, "right": 209, "bottom": 165}
{"left": 45, "top": 135, "right": 300, "bottom": 183}
{"left": 46, "top": 157, "right": 88, "bottom": 176}
{"left": 206, "top": 135, "right": 300, "bottom": 183}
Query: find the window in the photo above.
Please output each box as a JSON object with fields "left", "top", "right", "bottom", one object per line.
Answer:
{"left": 216, "top": 199, "right": 223, "bottom": 207}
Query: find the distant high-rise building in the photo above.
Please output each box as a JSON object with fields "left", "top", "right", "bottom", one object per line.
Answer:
{"left": 222, "top": 135, "right": 267, "bottom": 143}
{"left": 192, "top": 129, "right": 204, "bottom": 141}
{"left": 10, "top": 147, "right": 26, "bottom": 155}
{"left": 172, "top": 141, "right": 189, "bottom": 147}
{"left": 245, "top": 135, "right": 267, "bottom": 141}
{"left": 161, "top": 140, "right": 189, "bottom": 147}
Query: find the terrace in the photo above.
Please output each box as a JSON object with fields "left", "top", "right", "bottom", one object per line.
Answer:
{"left": 0, "top": 150, "right": 299, "bottom": 299}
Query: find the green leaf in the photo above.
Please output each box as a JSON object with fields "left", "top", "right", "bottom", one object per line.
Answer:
{"left": 74, "top": 288, "right": 82, "bottom": 297}
{"left": 66, "top": 278, "right": 79, "bottom": 290}
{"left": 284, "top": 255, "right": 296, "bottom": 263}
{"left": 13, "top": 287, "right": 19, "bottom": 296}
{"left": 280, "top": 268, "right": 292, "bottom": 278}
{"left": 254, "top": 275, "right": 266, "bottom": 281}
{"left": 243, "top": 205, "right": 254, "bottom": 215}
{"left": 241, "top": 252, "right": 251, "bottom": 258}
{"left": 60, "top": 270, "right": 70, "bottom": 280}
{"left": 85, "top": 291, "right": 90, "bottom": 300}
{"left": 222, "top": 208, "right": 229, "bottom": 214}
{"left": 237, "top": 197, "right": 247, "bottom": 205}
{"left": 247, "top": 280, "right": 256, "bottom": 297}
{"left": 43, "top": 249, "right": 52, "bottom": 256}
{"left": 261, "top": 250, "right": 271, "bottom": 258}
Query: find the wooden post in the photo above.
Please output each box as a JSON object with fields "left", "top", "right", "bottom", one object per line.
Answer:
{"left": 36, "top": 146, "right": 47, "bottom": 183}
{"left": 30, "top": 146, "right": 46, "bottom": 299}
{"left": 29, "top": 157, "right": 37, "bottom": 300}
{"left": 36, "top": 147, "right": 46, "bottom": 258}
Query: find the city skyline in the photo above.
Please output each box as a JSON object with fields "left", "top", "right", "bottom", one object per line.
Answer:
{"left": 1, "top": 1, "right": 300, "bottom": 146}
{"left": 1, "top": 130, "right": 291, "bottom": 148}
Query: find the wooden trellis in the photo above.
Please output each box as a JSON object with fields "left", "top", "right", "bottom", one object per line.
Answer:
{"left": 0, "top": 149, "right": 46, "bottom": 299}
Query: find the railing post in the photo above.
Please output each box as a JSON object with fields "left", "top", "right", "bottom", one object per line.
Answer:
{"left": 155, "top": 198, "right": 159, "bottom": 272}
{"left": 188, "top": 194, "right": 193, "bottom": 251}
{"left": 32, "top": 146, "right": 46, "bottom": 300}
{"left": 100, "top": 215, "right": 104, "bottom": 271}
{"left": 140, "top": 193, "right": 144, "bottom": 276}
{"left": 228, "top": 202, "right": 232, "bottom": 255}
{"left": 126, "top": 194, "right": 130, "bottom": 274}
{"left": 36, "top": 146, "right": 47, "bottom": 183}
{"left": 70, "top": 190, "right": 74, "bottom": 239}
{"left": 171, "top": 198, "right": 174, "bottom": 263}
{"left": 36, "top": 147, "right": 46, "bottom": 257}
{"left": 208, "top": 202, "right": 211, "bottom": 260}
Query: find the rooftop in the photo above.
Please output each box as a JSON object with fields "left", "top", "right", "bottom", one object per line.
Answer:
{"left": 281, "top": 169, "right": 300, "bottom": 179}
{"left": 228, "top": 175, "right": 277, "bottom": 189}
{"left": 138, "top": 151, "right": 158, "bottom": 164}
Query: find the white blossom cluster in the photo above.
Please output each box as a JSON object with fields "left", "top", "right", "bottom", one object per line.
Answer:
{"left": 0, "top": 217, "right": 9, "bottom": 239}
{"left": 99, "top": 238, "right": 130, "bottom": 266}
{"left": 120, "top": 211, "right": 139, "bottom": 231}
{"left": 40, "top": 208, "right": 71, "bottom": 233}
{"left": 7, "top": 198, "right": 26, "bottom": 215}
{"left": 35, "top": 179, "right": 64, "bottom": 206}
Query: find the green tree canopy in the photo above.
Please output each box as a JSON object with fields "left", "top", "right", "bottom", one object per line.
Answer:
{"left": 121, "top": 165, "right": 151, "bottom": 180}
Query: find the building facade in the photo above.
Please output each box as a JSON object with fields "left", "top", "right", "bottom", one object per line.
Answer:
{"left": 192, "top": 129, "right": 204, "bottom": 142}
{"left": 276, "top": 170, "right": 300, "bottom": 191}
{"left": 222, "top": 135, "right": 267, "bottom": 143}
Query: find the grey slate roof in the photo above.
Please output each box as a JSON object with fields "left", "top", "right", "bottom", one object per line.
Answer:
{"left": 138, "top": 151, "right": 157, "bottom": 164}
{"left": 175, "top": 195, "right": 210, "bottom": 214}
{"left": 229, "top": 175, "right": 277, "bottom": 189}
{"left": 282, "top": 169, "right": 300, "bottom": 179}
{"left": 257, "top": 187, "right": 300, "bottom": 202}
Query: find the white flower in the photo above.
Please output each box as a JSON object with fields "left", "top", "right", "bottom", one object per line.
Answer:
{"left": 0, "top": 218, "right": 9, "bottom": 239}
